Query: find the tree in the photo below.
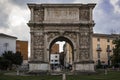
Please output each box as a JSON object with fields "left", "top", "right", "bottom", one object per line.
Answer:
{"left": 111, "top": 38, "right": 120, "bottom": 68}
{"left": 13, "top": 51, "right": 23, "bottom": 65}
{"left": 0, "top": 56, "right": 11, "bottom": 70}
{"left": 2, "top": 51, "right": 14, "bottom": 69}
{"left": 0, "top": 51, "right": 23, "bottom": 70}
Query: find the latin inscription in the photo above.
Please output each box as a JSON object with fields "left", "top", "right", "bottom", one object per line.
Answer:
{"left": 44, "top": 8, "right": 79, "bottom": 22}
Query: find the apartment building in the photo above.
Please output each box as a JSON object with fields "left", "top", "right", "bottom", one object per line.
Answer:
{"left": 93, "top": 33, "right": 119, "bottom": 66}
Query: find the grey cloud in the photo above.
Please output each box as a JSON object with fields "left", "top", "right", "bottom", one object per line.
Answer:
{"left": 10, "top": 0, "right": 74, "bottom": 8}
{"left": 0, "top": 2, "right": 10, "bottom": 28}
{"left": 93, "top": 0, "right": 120, "bottom": 34}
{"left": 116, "top": 0, "right": 120, "bottom": 7}
{"left": 0, "top": 12, "right": 9, "bottom": 28}
{"left": 1, "top": 0, "right": 120, "bottom": 34}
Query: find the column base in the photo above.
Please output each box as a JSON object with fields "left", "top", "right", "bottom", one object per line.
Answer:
{"left": 74, "top": 61, "right": 95, "bottom": 72}
{"left": 29, "top": 61, "right": 49, "bottom": 71}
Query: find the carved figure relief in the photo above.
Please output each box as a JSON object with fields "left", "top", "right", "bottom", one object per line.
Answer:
{"left": 34, "top": 34, "right": 44, "bottom": 47}
{"left": 79, "top": 9, "right": 90, "bottom": 21}
{"left": 79, "top": 50, "right": 89, "bottom": 59}
{"left": 79, "top": 32, "right": 89, "bottom": 49}
{"left": 34, "top": 49, "right": 43, "bottom": 60}
{"left": 47, "top": 32, "right": 59, "bottom": 42}
{"left": 34, "top": 8, "right": 44, "bottom": 22}
{"left": 64, "top": 32, "right": 77, "bottom": 41}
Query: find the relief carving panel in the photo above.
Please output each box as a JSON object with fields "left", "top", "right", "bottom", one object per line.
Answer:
{"left": 34, "top": 49, "right": 44, "bottom": 60}
{"left": 33, "top": 32, "right": 44, "bottom": 61}
{"left": 64, "top": 32, "right": 77, "bottom": 42}
{"left": 79, "top": 50, "right": 89, "bottom": 60}
{"left": 79, "top": 31, "right": 90, "bottom": 49}
{"left": 34, "top": 35, "right": 44, "bottom": 47}
{"left": 34, "top": 8, "right": 44, "bottom": 22}
{"left": 79, "top": 9, "right": 90, "bottom": 21}
{"left": 47, "top": 32, "right": 59, "bottom": 42}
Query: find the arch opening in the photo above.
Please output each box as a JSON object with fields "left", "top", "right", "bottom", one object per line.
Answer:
{"left": 49, "top": 36, "right": 74, "bottom": 71}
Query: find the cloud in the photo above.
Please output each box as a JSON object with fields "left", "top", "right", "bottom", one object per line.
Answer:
{"left": 110, "top": 0, "right": 120, "bottom": 14}
{"left": 73, "top": 0, "right": 99, "bottom": 3}
{"left": 0, "top": 0, "right": 30, "bottom": 40}
{"left": 1, "top": 0, "right": 120, "bottom": 40}
{"left": 0, "top": 0, "right": 12, "bottom": 28}
{"left": 93, "top": 0, "right": 120, "bottom": 34}
{"left": 8, "top": 5, "right": 30, "bottom": 40}
{"left": 10, "top": 0, "right": 74, "bottom": 8}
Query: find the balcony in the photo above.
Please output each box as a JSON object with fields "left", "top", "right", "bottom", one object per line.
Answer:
{"left": 96, "top": 47, "right": 102, "bottom": 51}
{"left": 106, "top": 48, "right": 111, "bottom": 52}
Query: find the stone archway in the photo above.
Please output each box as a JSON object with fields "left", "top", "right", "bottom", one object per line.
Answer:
{"left": 49, "top": 36, "right": 74, "bottom": 71}
{"left": 27, "top": 3, "right": 96, "bottom": 72}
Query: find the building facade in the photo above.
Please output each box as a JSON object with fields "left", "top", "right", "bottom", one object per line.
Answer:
{"left": 16, "top": 40, "right": 28, "bottom": 63}
{"left": 0, "top": 33, "right": 17, "bottom": 56}
{"left": 92, "top": 33, "right": 119, "bottom": 66}
{"left": 50, "top": 54, "right": 60, "bottom": 65}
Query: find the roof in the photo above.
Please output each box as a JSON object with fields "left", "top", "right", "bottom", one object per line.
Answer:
{"left": 27, "top": 3, "right": 96, "bottom": 8}
{"left": 16, "top": 40, "right": 28, "bottom": 42}
{"left": 0, "top": 33, "right": 17, "bottom": 39}
{"left": 93, "top": 33, "right": 120, "bottom": 39}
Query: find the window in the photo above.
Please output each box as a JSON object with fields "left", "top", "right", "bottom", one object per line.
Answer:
{"left": 51, "top": 60, "right": 53, "bottom": 62}
{"left": 55, "top": 56, "right": 57, "bottom": 58}
{"left": 97, "top": 38, "right": 100, "bottom": 41}
{"left": 107, "top": 45, "right": 110, "bottom": 50}
{"left": 97, "top": 44, "right": 100, "bottom": 49}
{"left": 107, "top": 39, "right": 110, "bottom": 42}
{"left": 55, "top": 60, "right": 58, "bottom": 62}
{"left": 98, "top": 52, "right": 100, "bottom": 58}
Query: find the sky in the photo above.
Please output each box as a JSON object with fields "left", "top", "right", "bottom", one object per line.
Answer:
{"left": 0, "top": 0, "right": 120, "bottom": 53}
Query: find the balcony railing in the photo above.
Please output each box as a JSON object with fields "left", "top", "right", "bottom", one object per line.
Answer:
{"left": 96, "top": 47, "right": 102, "bottom": 51}
{"left": 106, "top": 48, "right": 111, "bottom": 52}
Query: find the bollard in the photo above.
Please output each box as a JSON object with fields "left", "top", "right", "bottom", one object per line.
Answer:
{"left": 105, "top": 69, "right": 107, "bottom": 75}
{"left": 17, "top": 70, "right": 19, "bottom": 75}
{"left": 62, "top": 73, "right": 66, "bottom": 80}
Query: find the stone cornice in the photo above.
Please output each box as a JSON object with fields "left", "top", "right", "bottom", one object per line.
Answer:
{"left": 27, "top": 3, "right": 96, "bottom": 9}
{"left": 27, "top": 21, "right": 95, "bottom": 27}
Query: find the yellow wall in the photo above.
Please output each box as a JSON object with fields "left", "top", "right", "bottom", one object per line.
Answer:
{"left": 93, "top": 36, "right": 114, "bottom": 65}
{"left": 16, "top": 40, "right": 28, "bottom": 60}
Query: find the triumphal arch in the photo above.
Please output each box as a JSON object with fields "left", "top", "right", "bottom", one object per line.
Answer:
{"left": 27, "top": 3, "right": 96, "bottom": 72}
